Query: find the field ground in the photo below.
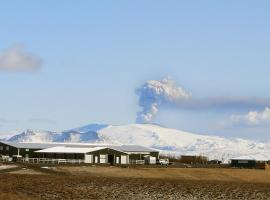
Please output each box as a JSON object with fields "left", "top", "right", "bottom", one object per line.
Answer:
{"left": 0, "top": 164, "right": 270, "bottom": 200}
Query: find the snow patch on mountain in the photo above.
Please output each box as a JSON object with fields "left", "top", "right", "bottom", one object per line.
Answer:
{"left": 69, "top": 124, "right": 108, "bottom": 133}
{"left": 6, "top": 129, "right": 59, "bottom": 143}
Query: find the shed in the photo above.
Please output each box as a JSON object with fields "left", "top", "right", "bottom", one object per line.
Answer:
{"left": 231, "top": 154, "right": 269, "bottom": 169}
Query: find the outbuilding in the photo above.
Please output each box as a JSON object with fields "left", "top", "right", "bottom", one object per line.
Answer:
{"left": 231, "top": 154, "right": 270, "bottom": 169}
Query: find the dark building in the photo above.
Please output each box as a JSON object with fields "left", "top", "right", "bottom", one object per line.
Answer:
{"left": 230, "top": 155, "right": 269, "bottom": 169}
{"left": 0, "top": 142, "right": 59, "bottom": 159}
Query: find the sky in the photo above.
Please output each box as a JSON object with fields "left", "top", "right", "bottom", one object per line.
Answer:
{"left": 1, "top": 1, "right": 270, "bottom": 139}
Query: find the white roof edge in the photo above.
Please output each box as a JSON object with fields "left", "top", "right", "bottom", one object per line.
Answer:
{"left": 35, "top": 146, "right": 106, "bottom": 154}
{"left": 35, "top": 146, "right": 128, "bottom": 154}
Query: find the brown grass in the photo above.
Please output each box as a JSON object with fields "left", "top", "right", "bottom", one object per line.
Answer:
{"left": 59, "top": 166, "right": 270, "bottom": 183}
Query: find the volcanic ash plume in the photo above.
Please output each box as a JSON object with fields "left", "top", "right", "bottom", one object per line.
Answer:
{"left": 136, "top": 77, "right": 191, "bottom": 123}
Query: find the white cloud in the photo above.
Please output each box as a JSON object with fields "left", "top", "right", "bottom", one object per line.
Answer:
{"left": 0, "top": 46, "right": 42, "bottom": 71}
{"left": 229, "top": 107, "right": 270, "bottom": 126}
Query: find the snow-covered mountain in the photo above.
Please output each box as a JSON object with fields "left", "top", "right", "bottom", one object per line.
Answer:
{"left": 3, "top": 123, "right": 270, "bottom": 162}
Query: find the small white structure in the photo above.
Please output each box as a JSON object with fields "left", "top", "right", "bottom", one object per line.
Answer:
{"left": 121, "top": 155, "right": 128, "bottom": 164}
{"left": 144, "top": 155, "right": 156, "bottom": 164}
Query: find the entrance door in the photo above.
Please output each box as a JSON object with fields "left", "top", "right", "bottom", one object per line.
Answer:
{"left": 108, "top": 155, "right": 114, "bottom": 165}
{"left": 94, "top": 156, "right": 98, "bottom": 163}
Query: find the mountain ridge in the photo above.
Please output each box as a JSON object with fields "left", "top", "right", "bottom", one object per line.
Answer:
{"left": 2, "top": 123, "right": 270, "bottom": 162}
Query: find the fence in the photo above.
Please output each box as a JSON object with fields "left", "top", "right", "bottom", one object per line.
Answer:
{"left": 27, "top": 158, "right": 84, "bottom": 164}
{"left": 129, "top": 160, "right": 145, "bottom": 165}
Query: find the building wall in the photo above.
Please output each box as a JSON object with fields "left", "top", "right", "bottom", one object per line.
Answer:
{"left": 0, "top": 143, "right": 18, "bottom": 156}
{"left": 86, "top": 148, "right": 128, "bottom": 164}
{"left": 231, "top": 160, "right": 256, "bottom": 168}
{"left": 0, "top": 142, "right": 40, "bottom": 158}
{"left": 38, "top": 153, "right": 84, "bottom": 160}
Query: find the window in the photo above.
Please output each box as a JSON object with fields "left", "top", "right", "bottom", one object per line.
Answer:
{"left": 100, "top": 155, "right": 107, "bottom": 164}
{"left": 6, "top": 146, "right": 9, "bottom": 151}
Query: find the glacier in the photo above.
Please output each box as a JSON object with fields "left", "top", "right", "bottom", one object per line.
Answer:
{"left": 2, "top": 123, "right": 270, "bottom": 162}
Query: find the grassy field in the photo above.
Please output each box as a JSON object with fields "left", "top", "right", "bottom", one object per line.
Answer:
{"left": 0, "top": 164, "right": 270, "bottom": 200}
{"left": 60, "top": 166, "right": 270, "bottom": 183}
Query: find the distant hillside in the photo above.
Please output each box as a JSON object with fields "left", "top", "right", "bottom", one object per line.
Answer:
{"left": 4, "top": 123, "right": 270, "bottom": 162}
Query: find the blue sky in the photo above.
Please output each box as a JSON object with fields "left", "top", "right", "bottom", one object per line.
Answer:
{"left": 1, "top": 1, "right": 270, "bottom": 139}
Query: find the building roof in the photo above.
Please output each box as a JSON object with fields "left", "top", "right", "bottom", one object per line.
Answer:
{"left": 231, "top": 154, "right": 269, "bottom": 161}
{"left": 1, "top": 141, "right": 60, "bottom": 149}
{"left": 0, "top": 141, "right": 159, "bottom": 153}
{"left": 35, "top": 146, "right": 107, "bottom": 154}
{"left": 0, "top": 141, "right": 111, "bottom": 149}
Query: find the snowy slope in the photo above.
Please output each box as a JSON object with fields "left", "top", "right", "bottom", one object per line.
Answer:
{"left": 6, "top": 129, "right": 59, "bottom": 143}
{"left": 97, "top": 124, "right": 270, "bottom": 162}
{"left": 3, "top": 123, "right": 270, "bottom": 162}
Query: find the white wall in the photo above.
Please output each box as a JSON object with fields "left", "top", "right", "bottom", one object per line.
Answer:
{"left": 84, "top": 154, "right": 93, "bottom": 163}
{"left": 121, "top": 155, "right": 129, "bottom": 164}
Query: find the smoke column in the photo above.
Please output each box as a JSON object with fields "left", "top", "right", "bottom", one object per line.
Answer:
{"left": 136, "top": 77, "right": 191, "bottom": 123}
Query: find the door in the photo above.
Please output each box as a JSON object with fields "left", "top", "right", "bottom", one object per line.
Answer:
{"left": 121, "top": 155, "right": 127, "bottom": 164}
{"left": 94, "top": 156, "right": 98, "bottom": 163}
{"left": 108, "top": 155, "right": 114, "bottom": 165}
{"left": 25, "top": 154, "right": 29, "bottom": 162}
{"left": 84, "top": 154, "right": 93, "bottom": 163}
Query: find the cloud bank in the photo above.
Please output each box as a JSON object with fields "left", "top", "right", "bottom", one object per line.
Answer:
{"left": 229, "top": 107, "right": 270, "bottom": 127}
{"left": 0, "top": 46, "right": 42, "bottom": 71}
{"left": 136, "top": 77, "right": 270, "bottom": 123}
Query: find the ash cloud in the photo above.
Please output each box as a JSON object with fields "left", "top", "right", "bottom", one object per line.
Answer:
{"left": 136, "top": 77, "right": 270, "bottom": 123}
{"left": 136, "top": 77, "right": 191, "bottom": 123}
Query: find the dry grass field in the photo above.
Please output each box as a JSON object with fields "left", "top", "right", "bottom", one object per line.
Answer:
{"left": 0, "top": 164, "right": 270, "bottom": 200}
